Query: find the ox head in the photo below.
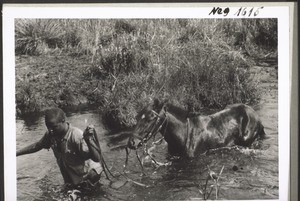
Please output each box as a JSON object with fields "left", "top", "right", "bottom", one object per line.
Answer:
{"left": 127, "top": 99, "right": 168, "bottom": 150}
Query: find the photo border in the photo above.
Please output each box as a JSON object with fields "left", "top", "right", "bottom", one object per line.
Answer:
{"left": 2, "top": 3, "right": 297, "bottom": 201}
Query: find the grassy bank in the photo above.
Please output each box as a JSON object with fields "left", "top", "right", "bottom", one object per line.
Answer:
{"left": 15, "top": 19, "right": 277, "bottom": 129}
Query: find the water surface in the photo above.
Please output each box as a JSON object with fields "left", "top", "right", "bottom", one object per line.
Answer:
{"left": 17, "top": 66, "right": 278, "bottom": 200}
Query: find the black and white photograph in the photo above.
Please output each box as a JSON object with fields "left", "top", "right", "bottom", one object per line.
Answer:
{"left": 3, "top": 4, "right": 293, "bottom": 201}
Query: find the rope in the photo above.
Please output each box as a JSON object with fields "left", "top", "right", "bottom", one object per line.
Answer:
{"left": 85, "top": 127, "right": 116, "bottom": 181}
{"left": 139, "top": 110, "right": 167, "bottom": 147}
{"left": 84, "top": 126, "right": 153, "bottom": 189}
{"left": 86, "top": 142, "right": 149, "bottom": 188}
{"left": 87, "top": 142, "right": 115, "bottom": 180}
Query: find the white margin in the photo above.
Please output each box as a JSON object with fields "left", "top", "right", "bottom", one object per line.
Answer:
{"left": 3, "top": 3, "right": 292, "bottom": 201}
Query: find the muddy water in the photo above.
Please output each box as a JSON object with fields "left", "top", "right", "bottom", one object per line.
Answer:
{"left": 16, "top": 66, "right": 278, "bottom": 200}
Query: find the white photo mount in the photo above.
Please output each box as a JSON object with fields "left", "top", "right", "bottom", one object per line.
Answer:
{"left": 2, "top": 3, "right": 297, "bottom": 201}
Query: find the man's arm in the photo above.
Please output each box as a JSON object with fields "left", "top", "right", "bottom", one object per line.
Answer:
{"left": 16, "top": 142, "right": 43, "bottom": 156}
{"left": 81, "top": 125, "right": 102, "bottom": 162}
{"left": 16, "top": 133, "right": 50, "bottom": 156}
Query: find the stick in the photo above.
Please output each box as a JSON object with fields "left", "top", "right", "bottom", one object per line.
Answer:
{"left": 114, "top": 170, "right": 149, "bottom": 188}
{"left": 124, "top": 176, "right": 149, "bottom": 187}
{"left": 203, "top": 178, "right": 209, "bottom": 199}
{"left": 215, "top": 180, "right": 218, "bottom": 200}
{"left": 135, "top": 150, "right": 144, "bottom": 173}
{"left": 206, "top": 186, "right": 214, "bottom": 200}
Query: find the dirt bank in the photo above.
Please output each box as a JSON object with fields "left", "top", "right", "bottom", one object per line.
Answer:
{"left": 15, "top": 54, "right": 94, "bottom": 116}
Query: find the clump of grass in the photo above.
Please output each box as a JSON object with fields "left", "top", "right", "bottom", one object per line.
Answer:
{"left": 15, "top": 19, "right": 66, "bottom": 55}
{"left": 198, "top": 165, "right": 225, "bottom": 200}
{"left": 16, "top": 82, "right": 43, "bottom": 116}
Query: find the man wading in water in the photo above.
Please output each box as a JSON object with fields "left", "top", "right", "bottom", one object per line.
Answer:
{"left": 17, "top": 108, "right": 103, "bottom": 190}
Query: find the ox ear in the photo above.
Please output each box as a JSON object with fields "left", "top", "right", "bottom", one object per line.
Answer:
{"left": 153, "top": 98, "right": 168, "bottom": 111}
{"left": 162, "top": 99, "right": 169, "bottom": 112}
{"left": 153, "top": 98, "right": 165, "bottom": 111}
{"left": 162, "top": 99, "right": 169, "bottom": 105}
{"left": 153, "top": 98, "right": 160, "bottom": 109}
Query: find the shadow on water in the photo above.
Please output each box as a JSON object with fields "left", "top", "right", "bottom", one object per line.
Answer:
{"left": 63, "top": 104, "right": 100, "bottom": 117}
{"left": 17, "top": 123, "right": 278, "bottom": 201}
{"left": 110, "top": 144, "right": 274, "bottom": 201}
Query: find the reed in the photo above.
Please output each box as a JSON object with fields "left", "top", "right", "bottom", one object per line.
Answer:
{"left": 15, "top": 19, "right": 277, "bottom": 127}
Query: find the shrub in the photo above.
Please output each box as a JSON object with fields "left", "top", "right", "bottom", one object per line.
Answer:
{"left": 16, "top": 82, "right": 43, "bottom": 116}
{"left": 15, "top": 19, "right": 275, "bottom": 127}
{"left": 95, "top": 19, "right": 263, "bottom": 128}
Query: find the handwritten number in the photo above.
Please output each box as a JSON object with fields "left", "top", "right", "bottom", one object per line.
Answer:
{"left": 235, "top": 7, "right": 242, "bottom": 16}
{"left": 248, "top": 8, "right": 253, "bottom": 17}
{"left": 254, "top": 7, "right": 264, "bottom": 17}
{"left": 224, "top": 8, "right": 230, "bottom": 16}
{"left": 209, "top": 7, "right": 230, "bottom": 17}
{"left": 234, "top": 7, "right": 263, "bottom": 17}
{"left": 211, "top": 6, "right": 263, "bottom": 17}
{"left": 242, "top": 8, "right": 247, "bottom": 16}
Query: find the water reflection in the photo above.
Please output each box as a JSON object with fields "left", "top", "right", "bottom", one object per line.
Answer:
{"left": 16, "top": 103, "right": 279, "bottom": 201}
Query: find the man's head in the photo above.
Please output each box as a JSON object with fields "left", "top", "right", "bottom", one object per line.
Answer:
{"left": 45, "top": 108, "right": 68, "bottom": 137}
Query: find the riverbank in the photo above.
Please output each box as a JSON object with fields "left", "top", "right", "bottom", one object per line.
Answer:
{"left": 15, "top": 19, "right": 278, "bottom": 129}
{"left": 15, "top": 53, "right": 265, "bottom": 131}
{"left": 16, "top": 54, "right": 92, "bottom": 116}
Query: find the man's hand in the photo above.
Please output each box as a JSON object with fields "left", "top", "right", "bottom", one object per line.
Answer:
{"left": 83, "top": 125, "right": 95, "bottom": 140}
{"left": 82, "top": 124, "right": 101, "bottom": 162}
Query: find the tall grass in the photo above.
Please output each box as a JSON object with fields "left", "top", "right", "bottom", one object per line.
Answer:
{"left": 15, "top": 19, "right": 277, "bottom": 128}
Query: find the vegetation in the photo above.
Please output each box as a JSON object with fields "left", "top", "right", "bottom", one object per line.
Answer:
{"left": 15, "top": 19, "right": 277, "bottom": 129}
